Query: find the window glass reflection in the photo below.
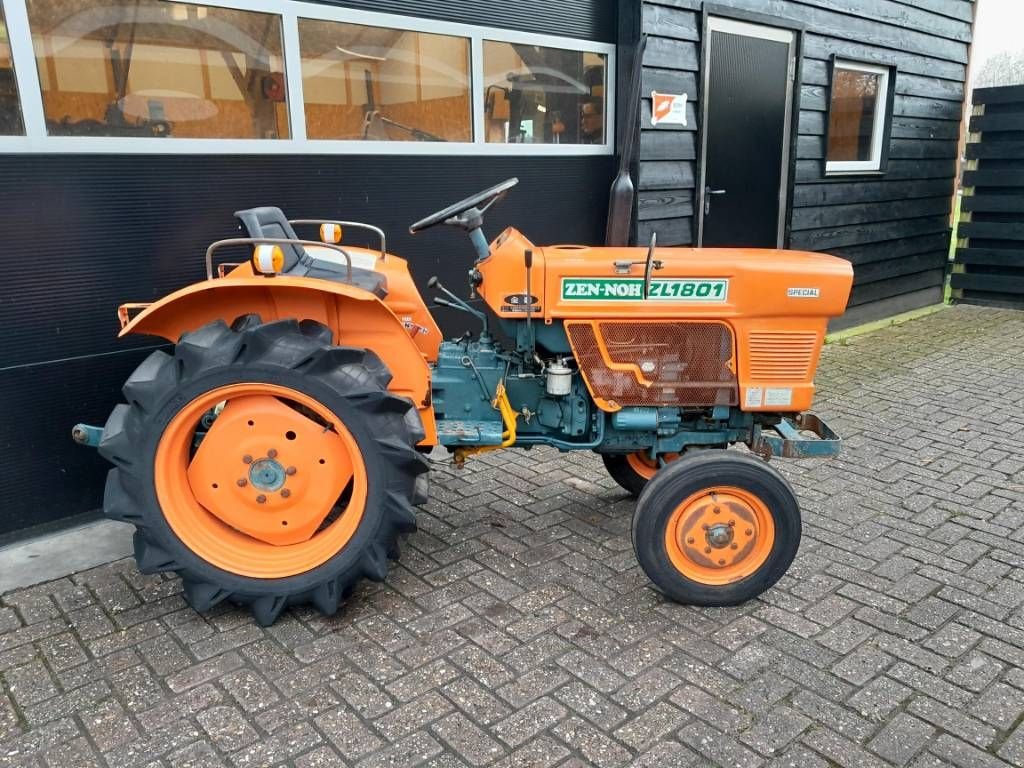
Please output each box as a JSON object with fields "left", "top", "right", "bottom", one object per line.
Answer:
{"left": 300, "top": 19, "right": 470, "bottom": 142}
{"left": 26, "top": 0, "right": 289, "bottom": 138}
{"left": 484, "top": 41, "right": 606, "bottom": 145}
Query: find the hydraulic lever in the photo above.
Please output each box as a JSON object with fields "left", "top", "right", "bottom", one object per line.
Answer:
{"left": 428, "top": 276, "right": 490, "bottom": 337}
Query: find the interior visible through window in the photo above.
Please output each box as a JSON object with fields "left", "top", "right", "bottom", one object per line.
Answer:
{"left": 484, "top": 41, "right": 606, "bottom": 145}
{"left": 25, "top": 0, "right": 290, "bottom": 139}
{"left": 298, "top": 18, "right": 470, "bottom": 142}
{"left": 826, "top": 59, "right": 891, "bottom": 174}
{"left": 0, "top": 2, "right": 25, "bottom": 135}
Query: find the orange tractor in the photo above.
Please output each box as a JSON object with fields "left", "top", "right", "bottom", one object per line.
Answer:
{"left": 76, "top": 178, "right": 853, "bottom": 625}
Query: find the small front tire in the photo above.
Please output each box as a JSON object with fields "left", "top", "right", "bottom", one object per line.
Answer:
{"left": 632, "top": 452, "right": 800, "bottom": 606}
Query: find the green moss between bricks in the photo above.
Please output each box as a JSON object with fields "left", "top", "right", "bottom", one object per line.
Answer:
{"left": 826, "top": 304, "right": 948, "bottom": 345}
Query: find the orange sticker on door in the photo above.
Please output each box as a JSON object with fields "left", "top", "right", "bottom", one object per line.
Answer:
{"left": 651, "top": 91, "right": 688, "bottom": 126}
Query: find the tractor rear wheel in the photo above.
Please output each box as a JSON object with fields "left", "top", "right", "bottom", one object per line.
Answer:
{"left": 99, "top": 317, "right": 428, "bottom": 626}
{"left": 632, "top": 452, "right": 799, "bottom": 606}
{"left": 602, "top": 452, "right": 680, "bottom": 497}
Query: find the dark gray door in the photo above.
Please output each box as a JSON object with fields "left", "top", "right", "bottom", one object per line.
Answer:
{"left": 699, "top": 18, "right": 795, "bottom": 248}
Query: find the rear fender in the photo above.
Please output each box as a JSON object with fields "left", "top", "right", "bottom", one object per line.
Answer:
{"left": 120, "top": 277, "right": 437, "bottom": 444}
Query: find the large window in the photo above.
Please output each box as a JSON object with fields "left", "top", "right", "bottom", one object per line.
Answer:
{"left": 826, "top": 59, "right": 892, "bottom": 174}
{"left": 484, "top": 41, "right": 606, "bottom": 145}
{"left": 0, "top": 3, "right": 24, "bottom": 135}
{"left": 25, "top": 0, "right": 289, "bottom": 138}
{"left": 0, "top": 0, "right": 613, "bottom": 153}
{"left": 299, "top": 19, "right": 470, "bottom": 142}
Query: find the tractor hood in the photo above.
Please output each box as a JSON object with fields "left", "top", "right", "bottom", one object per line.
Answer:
{"left": 478, "top": 227, "right": 854, "bottom": 322}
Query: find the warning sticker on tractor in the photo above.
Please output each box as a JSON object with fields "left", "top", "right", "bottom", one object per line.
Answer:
{"left": 560, "top": 278, "right": 729, "bottom": 302}
{"left": 744, "top": 387, "right": 764, "bottom": 408}
{"left": 765, "top": 388, "right": 793, "bottom": 407}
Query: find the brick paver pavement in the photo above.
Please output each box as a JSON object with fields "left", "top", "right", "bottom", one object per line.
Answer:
{"left": 2, "top": 304, "right": 1023, "bottom": 767}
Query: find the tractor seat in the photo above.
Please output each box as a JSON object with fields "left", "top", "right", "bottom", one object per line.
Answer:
{"left": 234, "top": 207, "right": 388, "bottom": 298}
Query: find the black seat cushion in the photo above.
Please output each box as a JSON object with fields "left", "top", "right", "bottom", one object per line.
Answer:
{"left": 287, "top": 256, "right": 389, "bottom": 298}
{"left": 234, "top": 206, "right": 388, "bottom": 298}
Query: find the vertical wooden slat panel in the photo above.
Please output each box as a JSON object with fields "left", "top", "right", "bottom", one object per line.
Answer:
{"left": 951, "top": 85, "right": 1024, "bottom": 308}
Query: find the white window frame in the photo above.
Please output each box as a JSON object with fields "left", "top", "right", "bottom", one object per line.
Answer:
{"left": 825, "top": 59, "right": 891, "bottom": 175}
{"left": 0, "top": 0, "right": 615, "bottom": 155}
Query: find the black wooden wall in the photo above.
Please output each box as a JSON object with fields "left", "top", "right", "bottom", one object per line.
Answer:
{"left": 635, "top": 0, "right": 973, "bottom": 329}
{"left": 952, "top": 85, "right": 1024, "bottom": 307}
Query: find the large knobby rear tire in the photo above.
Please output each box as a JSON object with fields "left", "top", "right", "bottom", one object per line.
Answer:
{"left": 99, "top": 317, "right": 429, "bottom": 626}
{"left": 632, "top": 452, "right": 800, "bottom": 606}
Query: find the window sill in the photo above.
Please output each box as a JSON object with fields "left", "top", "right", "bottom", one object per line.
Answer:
{"left": 0, "top": 135, "right": 615, "bottom": 156}
{"left": 823, "top": 168, "right": 886, "bottom": 178}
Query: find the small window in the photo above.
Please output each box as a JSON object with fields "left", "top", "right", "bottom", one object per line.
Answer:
{"left": 298, "top": 19, "right": 470, "bottom": 142}
{"left": 826, "top": 59, "right": 892, "bottom": 174}
{"left": 0, "top": 3, "right": 25, "bottom": 135}
{"left": 483, "top": 41, "right": 606, "bottom": 145}
{"left": 25, "top": 0, "right": 289, "bottom": 139}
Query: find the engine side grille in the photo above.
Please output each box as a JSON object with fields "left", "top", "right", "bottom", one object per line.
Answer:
{"left": 566, "top": 321, "right": 737, "bottom": 408}
{"left": 748, "top": 331, "right": 819, "bottom": 381}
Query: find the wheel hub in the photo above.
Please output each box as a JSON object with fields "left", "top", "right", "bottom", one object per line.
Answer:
{"left": 664, "top": 487, "right": 776, "bottom": 585}
{"left": 249, "top": 458, "right": 286, "bottom": 491}
{"left": 706, "top": 523, "right": 734, "bottom": 549}
{"left": 185, "top": 394, "right": 353, "bottom": 546}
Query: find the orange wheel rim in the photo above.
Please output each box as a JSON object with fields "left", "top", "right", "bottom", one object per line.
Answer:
{"left": 155, "top": 383, "right": 367, "bottom": 579}
{"left": 663, "top": 485, "right": 774, "bottom": 585}
{"left": 626, "top": 452, "right": 680, "bottom": 480}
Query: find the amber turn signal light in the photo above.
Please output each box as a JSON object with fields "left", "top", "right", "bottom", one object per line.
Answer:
{"left": 253, "top": 244, "right": 285, "bottom": 275}
{"left": 320, "top": 223, "right": 343, "bottom": 244}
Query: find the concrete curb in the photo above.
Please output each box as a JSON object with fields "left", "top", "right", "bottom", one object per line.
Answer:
{"left": 0, "top": 519, "right": 134, "bottom": 593}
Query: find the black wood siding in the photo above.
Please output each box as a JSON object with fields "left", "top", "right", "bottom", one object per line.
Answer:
{"left": 952, "top": 85, "right": 1024, "bottom": 308}
{"left": 636, "top": 0, "right": 973, "bottom": 329}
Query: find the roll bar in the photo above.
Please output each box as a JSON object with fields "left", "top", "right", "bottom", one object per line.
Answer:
{"left": 289, "top": 220, "right": 387, "bottom": 261}
{"left": 205, "top": 238, "right": 354, "bottom": 281}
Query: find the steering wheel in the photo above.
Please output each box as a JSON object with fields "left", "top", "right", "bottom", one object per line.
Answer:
{"left": 409, "top": 178, "right": 518, "bottom": 234}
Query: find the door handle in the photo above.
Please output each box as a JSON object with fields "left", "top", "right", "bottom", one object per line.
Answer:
{"left": 704, "top": 187, "right": 726, "bottom": 215}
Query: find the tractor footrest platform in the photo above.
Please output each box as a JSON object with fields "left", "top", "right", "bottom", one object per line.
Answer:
{"left": 759, "top": 414, "right": 840, "bottom": 459}
{"left": 436, "top": 419, "right": 505, "bottom": 447}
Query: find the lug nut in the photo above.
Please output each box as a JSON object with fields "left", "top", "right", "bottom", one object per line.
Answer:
{"left": 718, "top": 559, "right": 726, "bottom": 565}
{"left": 267, "top": 448, "right": 278, "bottom": 459}
{"left": 256, "top": 494, "right": 267, "bottom": 504}
{"left": 243, "top": 455, "right": 253, "bottom": 464}
{"left": 686, "top": 537, "right": 695, "bottom": 545}
{"left": 281, "top": 489, "right": 291, "bottom": 499}
{"left": 704, "top": 547, "right": 712, "bottom": 554}
{"left": 728, "top": 520, "right": 735, "bottom": 527}
{"left": 730, "top": 543, "right": 738, "bottom": 550}
{"left": 702, "top": 523, "right": 710, "bottom": 530}
{"left": 237, "top": 478, "right": 247, "bottom": 487}
{"left": 745, "top": 528, "right": 753, "bottom": 536}
{"left": 285, "top": 466, "right": 297, "bottom": 476}
{"left": 713, "top": 507, "right": 721, "bottom": 514}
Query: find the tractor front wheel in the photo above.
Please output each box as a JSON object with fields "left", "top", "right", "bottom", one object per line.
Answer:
{"left": 99, "top": 317, "right": 428, "bottom": 626}
{"left": 632, "top": 452, "right": 800, "bottom": 606}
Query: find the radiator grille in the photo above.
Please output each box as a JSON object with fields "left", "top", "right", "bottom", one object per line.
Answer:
{"left": 566, "top": 321, "right": 737, "bottom": 408}
{"left": 748, "top": 331, "right": 819, "bottom": 381}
